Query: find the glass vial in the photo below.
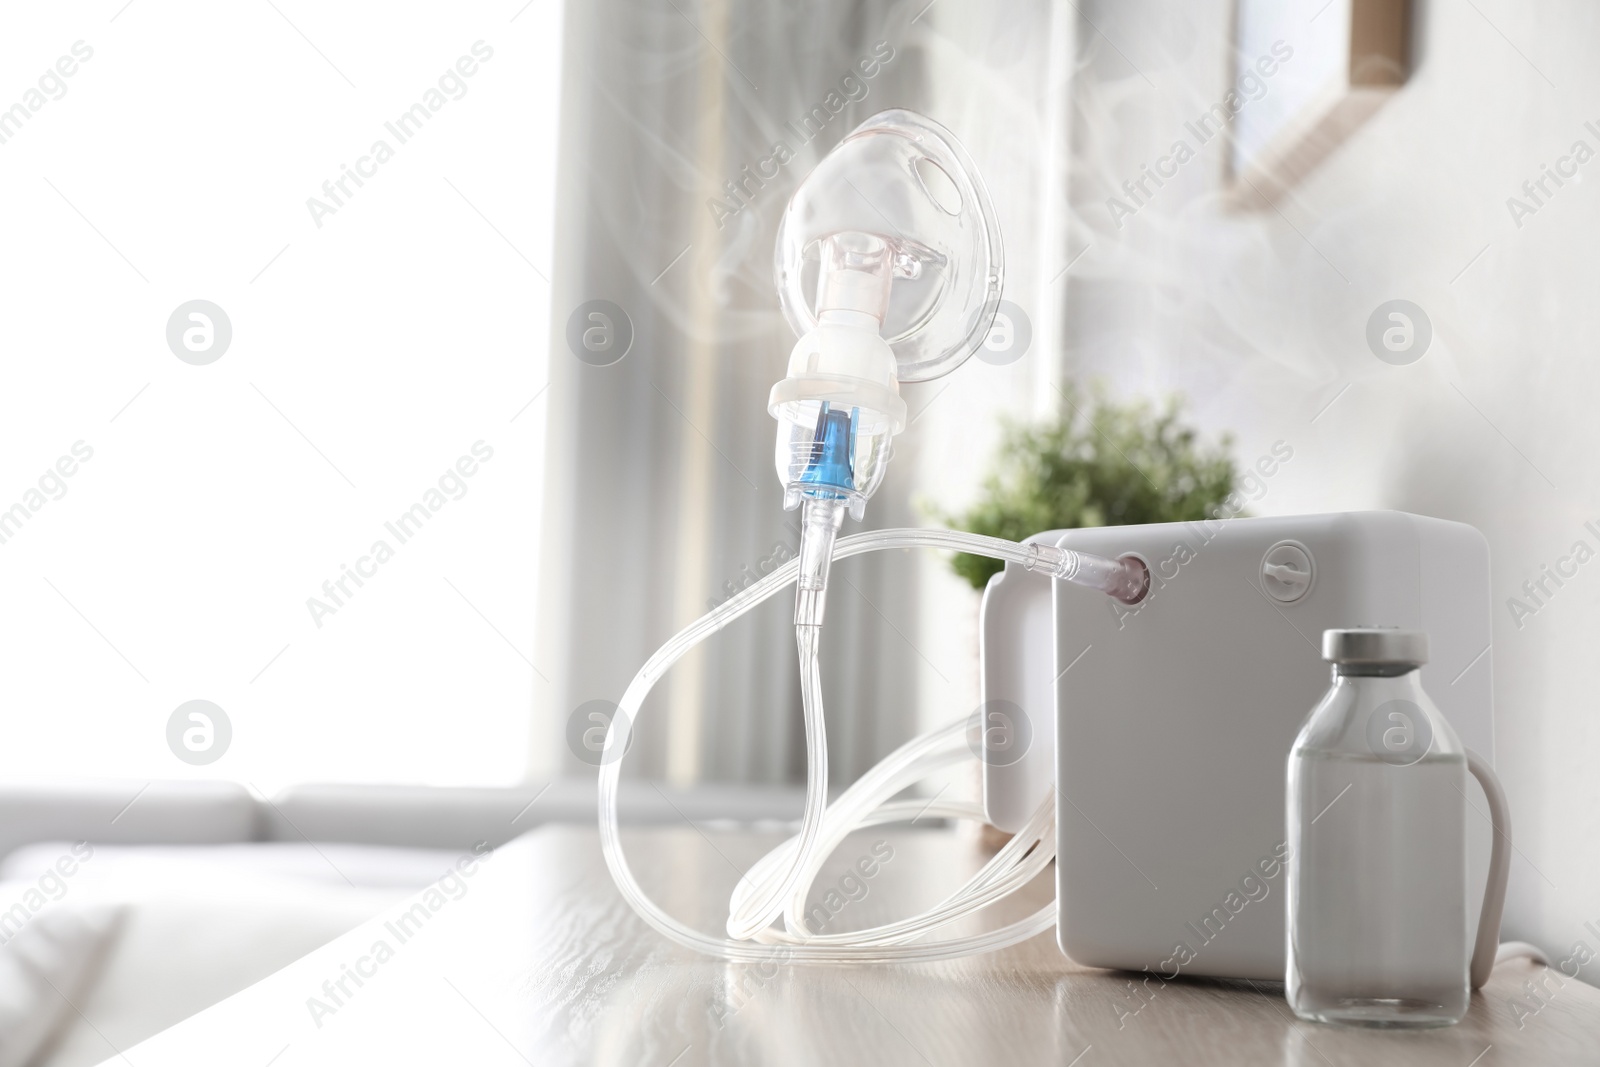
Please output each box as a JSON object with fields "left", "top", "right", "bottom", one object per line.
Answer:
{"left": 1286, "top": 629, "right": 1469, "bottom": 1027}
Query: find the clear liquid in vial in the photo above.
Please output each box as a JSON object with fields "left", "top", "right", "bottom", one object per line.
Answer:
{"left": 1286, "top": 748, "right": 1469, "bottom": 1027}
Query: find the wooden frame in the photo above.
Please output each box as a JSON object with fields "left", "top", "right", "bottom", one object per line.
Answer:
{"left": 1229, "top": 0, "right": 1411, "bottom": 200}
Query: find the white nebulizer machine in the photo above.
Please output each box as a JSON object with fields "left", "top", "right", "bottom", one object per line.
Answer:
{"left": 597, "top": 110, "right": 1513, "bottom": 984}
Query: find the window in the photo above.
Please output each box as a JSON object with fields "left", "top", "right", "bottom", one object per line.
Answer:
{"left": 0, "top": 2, "right": 563, "bottom": 791}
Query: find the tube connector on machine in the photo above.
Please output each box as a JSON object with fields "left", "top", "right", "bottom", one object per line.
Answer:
{"left": 1024, "top": 542, "right": 1149, "bottom": 605}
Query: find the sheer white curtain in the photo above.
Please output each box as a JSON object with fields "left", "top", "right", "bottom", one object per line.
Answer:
{"left": 533, "top": 0, "right": 1074, "bottom": 786}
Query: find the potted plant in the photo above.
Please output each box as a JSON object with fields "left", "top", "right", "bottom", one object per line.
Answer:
{"left": 938, "top": 383, "right": 1240, "bottom": 591}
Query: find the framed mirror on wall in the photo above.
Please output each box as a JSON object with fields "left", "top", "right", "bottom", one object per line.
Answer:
{"left": 1230, "top": 0, "right": 1412, "bottom": 200}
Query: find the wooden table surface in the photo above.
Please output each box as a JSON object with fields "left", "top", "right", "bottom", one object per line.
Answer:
{"left": 107, "top": 824, "right": 1600, "bottom": 1066}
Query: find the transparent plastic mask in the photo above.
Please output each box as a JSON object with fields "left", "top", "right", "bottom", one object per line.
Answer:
{"left": 774, "top": 110, "right": 1005, "bottom": 383}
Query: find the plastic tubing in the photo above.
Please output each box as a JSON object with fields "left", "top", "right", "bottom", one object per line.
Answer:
{"left": 596, "top": 523, "right": 1146, "bottom": 963}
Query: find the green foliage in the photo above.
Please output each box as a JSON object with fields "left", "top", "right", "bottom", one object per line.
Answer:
{"left": 937, "top": 385, "right": 1239, "bottom": 591}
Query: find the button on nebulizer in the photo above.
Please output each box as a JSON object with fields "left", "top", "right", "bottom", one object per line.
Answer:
{"left": 1261, "top": 540, "right": 1314, "bottom": 603}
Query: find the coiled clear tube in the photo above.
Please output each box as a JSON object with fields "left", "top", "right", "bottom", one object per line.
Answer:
{"left": 596, "top": 525, "right": 1146, "bottom": 962}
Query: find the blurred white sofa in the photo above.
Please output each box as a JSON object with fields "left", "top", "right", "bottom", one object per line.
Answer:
{"left": 0, "top": 779, "right": 804, "bottom": 1067}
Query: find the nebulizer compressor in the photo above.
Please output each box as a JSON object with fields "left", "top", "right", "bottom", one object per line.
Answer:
{"left": 596, "top": 110, "right": 1150, "bottom": 962}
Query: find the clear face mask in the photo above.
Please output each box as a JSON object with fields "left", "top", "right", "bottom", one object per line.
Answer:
{"left": 768, "top": 109, "right": 1005, "bottom": 523}
{"left": 597, "top": 111, "right": 1148, "bottom": 963}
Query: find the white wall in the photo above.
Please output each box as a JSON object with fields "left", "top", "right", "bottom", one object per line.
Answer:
{"left": 1068, "top": 0, "right": 1600, "bottom": 975}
